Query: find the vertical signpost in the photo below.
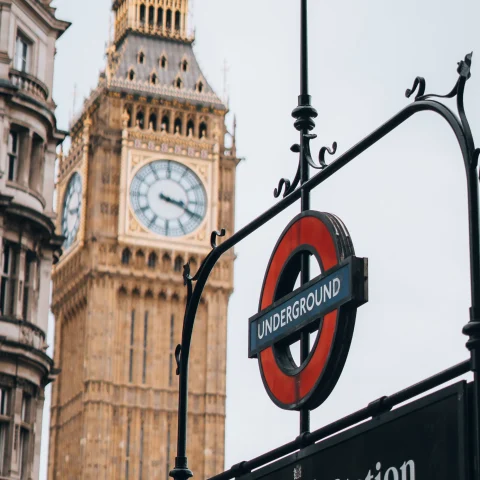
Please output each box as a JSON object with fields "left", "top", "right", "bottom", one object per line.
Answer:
{"left": 169, "top": 1, "right": 480, "bottom": 480}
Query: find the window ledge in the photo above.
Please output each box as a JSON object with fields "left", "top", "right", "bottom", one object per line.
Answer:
{"left": 5, "top": 181, "right": 46, "bottom": 209}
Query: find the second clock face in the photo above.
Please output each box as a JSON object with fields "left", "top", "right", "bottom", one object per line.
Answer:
{"left": 130, "top": 160, "right": 207, "bottom": 237}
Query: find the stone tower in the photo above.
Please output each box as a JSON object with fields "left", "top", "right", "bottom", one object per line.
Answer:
{"left": 48, "top": 1, "right": 239, "bottom": 478}
{"left": 0, "top": 0, "right": 69, "bottom": 478}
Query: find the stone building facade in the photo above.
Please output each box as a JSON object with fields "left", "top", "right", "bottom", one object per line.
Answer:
{"left": 0, "top": 0, "right": 69, "bottom": 479}
{"left": 48, "top": 1, "right": 239, "bottom": 478}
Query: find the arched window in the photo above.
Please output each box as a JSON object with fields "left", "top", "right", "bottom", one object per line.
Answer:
{"left": 175, "top": 11, "right": 181, "bottom": 31}
{"left": 136, "top": 110, "right": 145, "bottom": 129}
{"left": 197, "top": 81, "right": 204, "bottom": 93}
{"left": 148, "top": 252, "right": 157, "bottom": 269}
{"left": 162, "top": 253, "right": 171, "bottom": 271}
{"left": 175, "top": 78, "right": 183, "bottom": 89}
{"left": 122, "top": 248, "right": 131, "bottom": 265}
{"left": 186, "top": 119, "right": 194, "bottom": 137}
{"left": 139, "top": 4, "right": 146, "bottom": 25}
{"left": 148, "top": 6, "right": 155, "bottom": 27}
{"left": 160, "top": 55, "right": 167, "bottom": 69}
{"left": 125, "top": 105, "right": 133, "bottom": 127}
{"left": 181, "top": 60, "right": 188, "bottom": 72}
{"left": 161, "top": 115, "right": 170, "bottom": 133}
{"left": 149, "top": 113, "right": 157, "bottom": 131}
{"left": 157, "top": 8, "right": 163, "bottom": 28}
{"left": 166, "top": 9, "right": 172, "bottom": 29}
{"left": 199, "top": 122, "right": 207, "bottom": 139}
{"left": 138, "top": 52, "right": 145, "bottom": 64}
{"left": 128, "top": 69, "right": 135, "bottom": 81}
{"left": 174, "top": 117, "right": 182, "bottom": 135}
{"left": 151, "top": 72, "right": 158, "bottom": 84}
{"left": 174, "top": 256, "right": 183, "bottom": 273}
{"left": 135, "top": 250, "right": 145, "bottom": 267}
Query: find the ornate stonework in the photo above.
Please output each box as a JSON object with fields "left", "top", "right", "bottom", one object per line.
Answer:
{"left": 48, "top": 1, "right": 239, "bottom": 478}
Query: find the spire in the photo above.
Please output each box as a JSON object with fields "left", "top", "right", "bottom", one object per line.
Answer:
{"left": 112, "top": 0, "right": 192, "bottom": 45}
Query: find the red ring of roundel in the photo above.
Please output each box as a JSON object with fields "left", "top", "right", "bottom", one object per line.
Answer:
{"left": 258, "top": 211, "right": 354, "bottom": 411}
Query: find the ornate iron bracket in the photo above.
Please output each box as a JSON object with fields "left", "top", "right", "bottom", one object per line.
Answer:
{"left": 170, "top": 20, "right": 480, "bottom": 480}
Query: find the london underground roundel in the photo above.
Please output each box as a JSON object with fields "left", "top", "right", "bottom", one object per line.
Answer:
{"left": 248, "top": 211, "right": 368, "bottom": 411}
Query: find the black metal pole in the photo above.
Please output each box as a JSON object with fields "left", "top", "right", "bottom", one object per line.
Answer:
{"left": 299, "top": 0, "right": 311, "bottom": 436}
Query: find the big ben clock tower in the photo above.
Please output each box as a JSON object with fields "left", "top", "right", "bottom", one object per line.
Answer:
{"left": 48, "top": 1, "right": 239, "bottom": 478}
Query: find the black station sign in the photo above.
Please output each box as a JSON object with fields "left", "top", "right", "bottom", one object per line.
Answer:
{"left": 249, "top": 257, "right": 367, "bottom": 358}
{"left": 237, "top": 382, "right": 470, "bottom": 480}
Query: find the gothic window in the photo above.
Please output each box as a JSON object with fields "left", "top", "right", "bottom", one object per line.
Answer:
{"left": 138, "top": 51, "right": 145, "bottom": 64}
{"left": 148, "top": 5, "right": 154, "bottom": 27}
{"left": 175, "top": 10, "right": 181, "bottom": 31}
{"left": 175, "top": 77, "right": 183, "bottom": 89}
{"left": 0, "top": 387, "right": 10, "bottom": 475}
{"left": 161, "top": 115, "right": 170, "bottom": 133}
{"left": 135, "top": 250, "right": 145, "bottom": 267}
{"left": 136, "top": 110, "right": 145, "bottom": 129}
{"left": 157, "top": 8, "right": 163, "bottom": 28}
{"left": 166, "top": 9, "right": 172, "bottom": 29}
{"left": 139, "top": 4, "right": 146, "bottom": 25}
{"left": 174, "top": 118, "right": 182, "bottom": 135}
{"left": 121, "top": 248, "right": 131, "bottom": 265}
{"left": 14, "top": 34, "right": 30, "bottom": 72}
{"left": 181, "top": 59, "right": 188, "bottom": 72}
{"left": 162, "top": 253, "right": 171, "bottom": 271}
{"left": 160, "top": 55, "right": 167, "bottom": 69}
{"left": 148, "top": 252, "right": 157, "bottom": 268}
{"left": 128, "top": 69, "right": 135, "bottom": 81}
{"left": 150, "top": 72, "right": 158, "bottom": 85}
{"left": 197, "top": 81, "right": 204, "bottom": 93}
{"left": 124, "top": 105, "right": 133, "bottom": 127}
{"left": 199, "top": 121, "right": 208, "bottom": 139}
{"left": 128, "top": 310, "right": 135, "bottom": 382}
{"left": 0, "top": 242, "right": 17, "bottom": 317}
{"left": 149, "top": 113, "right": 157, "bottom": 131}
{"left": 186, "top": 119, "right": 194, "bottom": 137}
{"left": 174, "top": 256, "right": 183, "bottom": 272}
{"left": 7, "top": 131, "right": 18, "bottom": 182}
{"left": 142, "top": 311, "right": 148, "bottom": 384}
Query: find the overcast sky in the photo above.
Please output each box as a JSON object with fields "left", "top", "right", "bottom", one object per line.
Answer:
{"left": 42, "top": 0, "right": 480, "bottom": 478}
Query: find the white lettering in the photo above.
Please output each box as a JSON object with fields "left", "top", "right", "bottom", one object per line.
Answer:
{"left": 315, "top": 287, "right": 323, "bottom": 306}
{"left": 273, "top": 313, "right": 280, "bottom": 331}
{"left": 306, "top": 292, "right": 315, "bottom": 311}
{"left": 384, "top": 467, "right": 399, "bottom": 480}
{"left": 280, "top": 308, "right": 286, "bottom": 327}
{"left": 400, "top": 461, "right": 415, "bottom": 480}
{"left": 257, "top": 322, "right": 265, "bottom": 340}
{"left": 300, "top": 297, "right": 306, "bottom": 315}
{"left": 265, "top": 317, "right": 272, "bottom": 335}
{"left": 286, "top": 305, "right": 292, "bottom": 323}
{"left": 375, "top": 462, "right": 382, "bottom": 480}
{"left": 293, "top": 301, "right": 299, "bottom": 319}
{"left": 324, "top": 282, "right": 332, "bottom": 301}
{"left": 333, "top": 277, "right": 341, "bottom": 297}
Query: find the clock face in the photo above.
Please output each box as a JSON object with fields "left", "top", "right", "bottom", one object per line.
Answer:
{"left": 61, "top": 172, "right": 82, "bottom": 249}
{"left": 130, "top": 160, "right": 207, "bottom": 237}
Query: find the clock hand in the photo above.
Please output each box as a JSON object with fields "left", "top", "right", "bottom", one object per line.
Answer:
{"left": 159, "top": 193, "right": 186, "bottom": 209}
{"left": 159, "top": 193, "right": 201, "bottom": 219}
{"left": 184, "top": 207, "right": 202, "bottom": 219}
